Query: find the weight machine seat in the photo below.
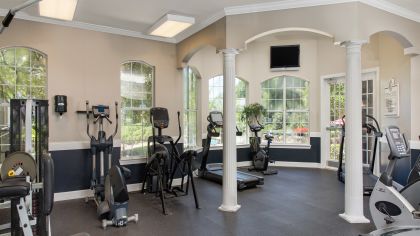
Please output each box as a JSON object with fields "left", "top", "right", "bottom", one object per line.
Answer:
{"left": 0, "top": 178, "right": 30, "bottom": 199}
{"left": 109, "top": 165, "right": 129, "bottom": 203}
{"left": 42, "top": 154, "right": 55, "bottom": 215}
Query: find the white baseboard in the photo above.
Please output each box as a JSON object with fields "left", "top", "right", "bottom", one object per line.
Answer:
{"left": 237, "top": 161, "right": 321, "bottom": 169}
{"left": 54, "top": 178, "right": 186, "bottom": 202}
{"left": 237, "top": 161, "right": 252, "bottom": 167}
{"left": 339, "top": 213, "right": 370, "bottom": 224}
{"left": 324, "top": 166, "right": 338, "bottom": 171}
{"left": 273, "top": 161, "right": 321, "bottom": 168}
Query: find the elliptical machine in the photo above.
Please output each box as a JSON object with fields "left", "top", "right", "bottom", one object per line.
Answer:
{"left": 85, "top": 101, "right": 138, "bottom": 229}
{"left": 337, "top": 114, "right": 382, "bottom": 196}
{"left": 364, "top": 126, "right": 420, "bottom": 236}
{"left": 248, "top": 118, "right": 277, "bottom": 175}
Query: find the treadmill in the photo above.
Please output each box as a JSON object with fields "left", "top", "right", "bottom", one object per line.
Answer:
{"left": 198, "top": 111, "right": 264, "bottom": 190}
{"left": 337, "top": 114, "right": 382, "bottom": 196}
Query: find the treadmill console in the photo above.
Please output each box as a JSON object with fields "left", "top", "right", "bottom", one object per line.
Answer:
{"left": 208, "top": 111, "right": 223, "bottom": 127}
{"left": 385, "top": 126, "right": 410, "bottom": 159}
{"left": 92, "top": 105, "right": 110, "bottom": 118}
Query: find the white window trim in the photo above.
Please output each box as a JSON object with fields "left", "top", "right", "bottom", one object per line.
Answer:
{"left": 183, "top": 66, "right": 200, "bottom": 149}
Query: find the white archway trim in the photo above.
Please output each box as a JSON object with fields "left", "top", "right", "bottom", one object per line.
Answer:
{"left": 404, "top": 47, "right": 420, "bottom": 57}
{"left": 244, "top": 27, "right": 334, "bottom": 47}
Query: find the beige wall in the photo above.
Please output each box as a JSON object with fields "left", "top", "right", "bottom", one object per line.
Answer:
{"left": 185, "top": 32, "right": 412, "bottom": 137}
{"left": 0, "top": 20, "right": 180, "bottom": 143}
{"left": 237, "top": 37, "right": 321, "bottom": 132}
{"left": 176, "top": 18, "right": 226, "bottom": 68}
{"left": 186, "top": 46, "right": 222, "bottom": 137}
{"left": 226, "top": 2, "right": 359, "bottom": 48}
{"left": 376, "top": 34, "right": 411, "bottom": 137}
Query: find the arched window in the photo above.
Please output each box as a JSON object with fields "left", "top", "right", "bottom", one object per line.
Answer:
{"left": 183, "top": 67, "right": 199, "bottom": 149}
{"left": 0, "top": 47, "right": 47, "bottom": 100}
{"left": 120, "top": 61, "right": 154, "bottom": 159}
{"left": 208, "top": 76, "right": 248, "bottom": 145}
{"left": 0, "top": 47, "right": 47, "bottom": 163}
{"left": 261, "top": 76, "right": 309, "bottom": 144}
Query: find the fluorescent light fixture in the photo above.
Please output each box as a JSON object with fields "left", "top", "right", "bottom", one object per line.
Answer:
{"left": 39, "top": 0, "right": 78, "bottom": 21}
{"left": 148, "top": 14, "right": 195, "bottom": 38}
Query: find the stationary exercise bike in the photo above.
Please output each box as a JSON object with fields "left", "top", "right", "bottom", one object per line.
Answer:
{"left": 364, "top": 126, "right": 420, "bottom": 236}
{"left": 85, "top": 101, "right": 138, "bottom": 229}
{"left": 248, "top": 119, "right": 278, "bottom": 175}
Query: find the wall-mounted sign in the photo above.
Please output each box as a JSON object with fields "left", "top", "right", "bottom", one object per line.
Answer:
{"left": 384, "top": 78, "right": 399, "bottom": 117}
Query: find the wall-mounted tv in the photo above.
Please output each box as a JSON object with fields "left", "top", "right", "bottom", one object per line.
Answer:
{"left": 270, "top": 45, "right": 300, "bottom": 71}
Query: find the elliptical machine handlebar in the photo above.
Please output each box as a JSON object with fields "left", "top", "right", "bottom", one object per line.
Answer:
{"left": 85, "top": 101, "right": 119, "bottom": 139}
{"left": 86, "top": 101, "right": 92, "bottom": 139}
{"left": 112, "top": 102, "right": 119, "bottom": 138}
{"left": 174, "top": 111, "right": 181, "bottom": 145}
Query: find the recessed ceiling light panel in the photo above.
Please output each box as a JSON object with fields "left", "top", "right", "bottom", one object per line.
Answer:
{"left": 39, "top": 0, "right": 78, "bottom": 21}
{"left": 148, "top": 14, "right": 195, "bottom": 38}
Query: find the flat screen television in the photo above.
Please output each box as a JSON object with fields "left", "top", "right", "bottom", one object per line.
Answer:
{"left": 270, "top": 45, "right": 300, "bottom": 71}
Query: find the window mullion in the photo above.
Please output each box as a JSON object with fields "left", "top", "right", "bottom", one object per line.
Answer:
{"left": 282, "top": 77, "right": 286, "bottom": 144}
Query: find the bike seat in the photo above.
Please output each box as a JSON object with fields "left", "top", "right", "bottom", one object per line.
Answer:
{"left": 265, "top": 134, "right": 274, "bottom": 140}
{"left": 249, "top": 124, "right": 263, "bottom": 132}
{"left": 0, "top": 178, "right": 30, "bottom": 199}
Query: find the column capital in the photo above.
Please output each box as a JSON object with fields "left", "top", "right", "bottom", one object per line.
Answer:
{"left": 218, "top": 48, "right": 241, "bottom": 55}
{"left": 340, "top": 40, "right": 368, "bottom": 47}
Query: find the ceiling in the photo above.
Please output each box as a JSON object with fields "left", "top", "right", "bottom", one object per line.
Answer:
{"left": 0, "top": 0, "right": 419, "bottom": 43}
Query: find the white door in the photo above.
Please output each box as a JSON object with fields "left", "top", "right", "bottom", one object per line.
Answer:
{"left": 322, "top": 70, "right": 378, "bottom": 168}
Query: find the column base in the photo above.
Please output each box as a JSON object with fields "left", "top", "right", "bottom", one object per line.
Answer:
{"left": 218, "top": 204, "right": 241, "bottom": 212}
{"left": 339, "top": 213, "right": 370, "bottom": 224}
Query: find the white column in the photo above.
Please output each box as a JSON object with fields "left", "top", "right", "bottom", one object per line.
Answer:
{"left": 409, "top": 53, "right": 420, "bottom": 141}
{"left": 339, "top": 41, "right": 370, "bottom": 223}
{"left": 219, "top": 48, "right": 241, "bottom": 212}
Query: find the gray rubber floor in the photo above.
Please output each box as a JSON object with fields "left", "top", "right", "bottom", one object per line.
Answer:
{"left": 3, "top": 167, "right": 376, "bottom": 235}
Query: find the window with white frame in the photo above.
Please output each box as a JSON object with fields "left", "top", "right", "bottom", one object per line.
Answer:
{"left": 0, "top": 47, "right": 48, "bottom": 164}
{"left": 120, "top": 61, "right": 154, "bottom": 159}
{"left": 261, "top": 76, "right": 310, "bottom": 145}
{"left": 208, "top": 76, "right": 248, "bottom": 145}
{"left": 183, "top": 67, "right": 199, "bottom": 149}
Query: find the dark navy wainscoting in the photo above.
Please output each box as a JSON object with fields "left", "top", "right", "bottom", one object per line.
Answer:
{"left": 195, "top": 137, "right": 321, "bottom": 165}
{"left": 411, "top": 149, "right": 420, "bottom": 168}
{"left": 51, "top": 139, "right": 322, "bottom": 193}
{"left": 380, "top": 148, "right": 419, "bottom": 186}
{"left": 51, "top": 143, "right": 183, "bottom": 193}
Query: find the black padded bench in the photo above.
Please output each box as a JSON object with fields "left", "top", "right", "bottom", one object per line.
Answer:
{"left": 0, "top": 178, "right": 30, "bottom": 199}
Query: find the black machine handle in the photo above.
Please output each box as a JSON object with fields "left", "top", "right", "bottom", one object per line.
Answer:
{"left": 174, "top": 111, "right": 181, "bottom": 145}
{"left": 256, "top": 115, "right": 264, "bottom": 129}
{"left": 112, "top": 102, "right": 119, "bottom": 138}
{"left": 1, "top": 0, "right": 40, "bottom": 34}
{"left": 86, "top": 101, "right": 92, "bottom": 138}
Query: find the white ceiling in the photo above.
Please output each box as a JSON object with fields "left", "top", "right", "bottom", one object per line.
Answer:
{"left": 0, "top": 0, "right": 419, "bottom": 43}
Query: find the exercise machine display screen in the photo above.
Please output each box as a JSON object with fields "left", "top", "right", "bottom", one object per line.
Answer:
{"left": 150, "top": 107, "right": 169, "bottom": 129}
{"left": 385, "top": 126, "right": 409, "bottom": 159}
{"left": 92, "top": 105, "right": 110, "bottom": 118}
{"left": 209, "top": 111, "right": 223, "bottom": 126}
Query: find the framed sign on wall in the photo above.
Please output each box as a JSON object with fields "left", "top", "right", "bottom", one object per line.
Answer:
{"left": 384, "top": 79, "right": 399, "bottom": 117}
